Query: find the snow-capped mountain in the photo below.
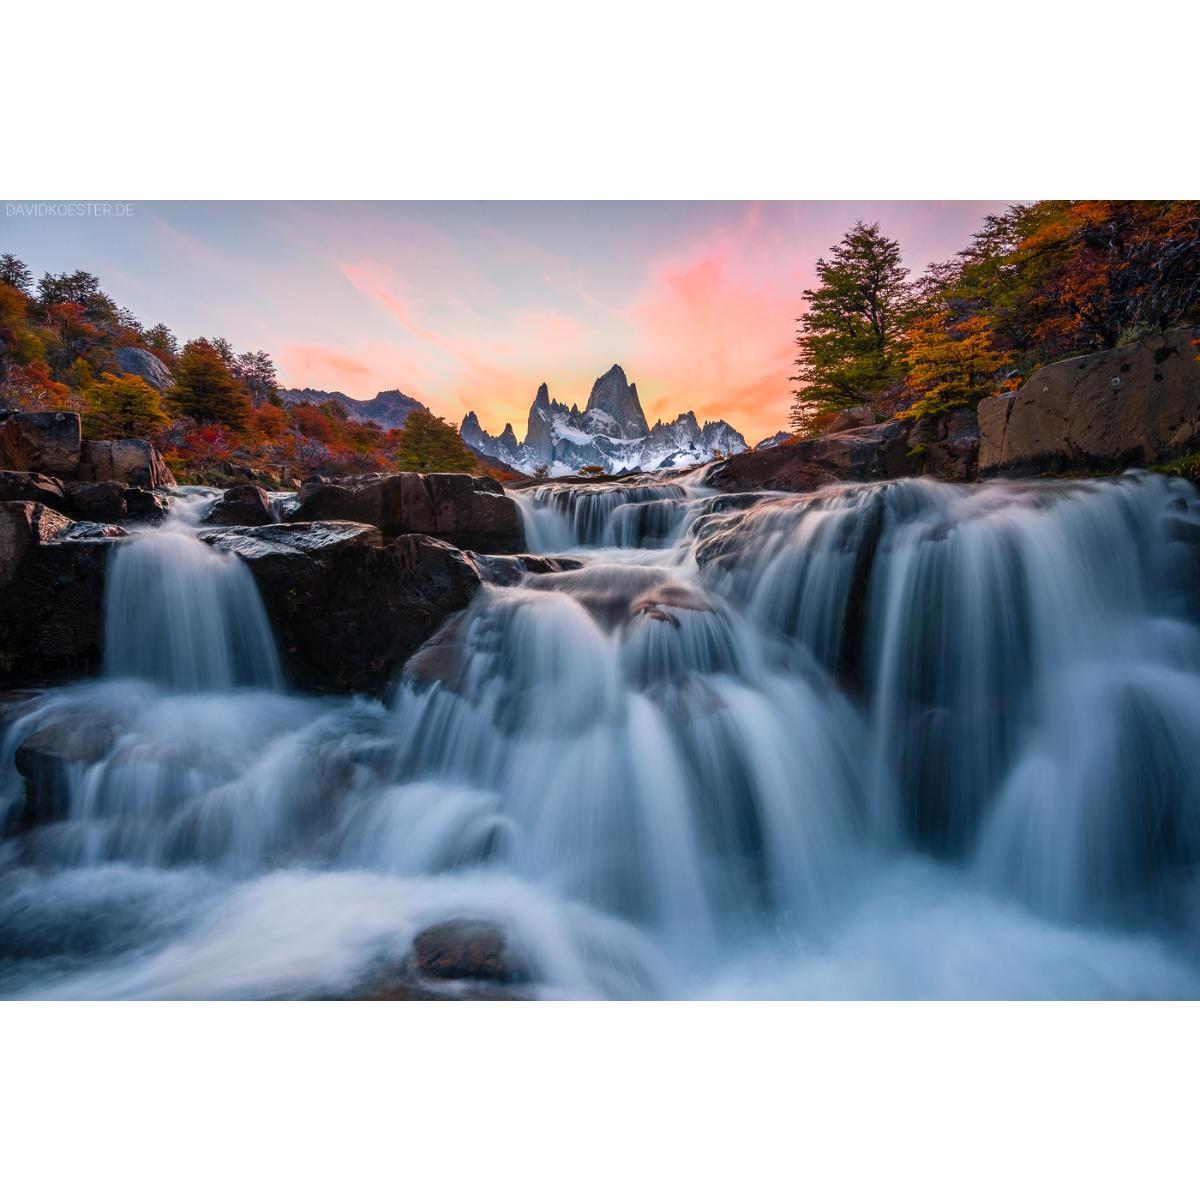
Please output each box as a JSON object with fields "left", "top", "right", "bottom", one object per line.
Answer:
{"left": 460, "top": 364, "right": 747, "bottom": 477}
{"left": 754, "top": 430, "right": 792, "bottom": 451}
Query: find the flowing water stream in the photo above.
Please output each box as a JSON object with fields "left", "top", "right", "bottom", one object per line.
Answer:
{"left": 3, "top": 472, "right": 1200, "bottom": 998}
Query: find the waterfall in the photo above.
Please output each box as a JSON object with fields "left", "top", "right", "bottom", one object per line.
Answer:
{"left": 3, "top": 471, "right": 1200, "bottom": 999}
{"left": 104, "top": 527, "right": 282, "bottom": 692}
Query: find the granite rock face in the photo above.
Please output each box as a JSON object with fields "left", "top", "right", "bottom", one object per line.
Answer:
{"left": 113, "top": 346, "right": 176, "bottom": 393}
{"left": 977, "top": 326, "right": 1200, "bottom": 476}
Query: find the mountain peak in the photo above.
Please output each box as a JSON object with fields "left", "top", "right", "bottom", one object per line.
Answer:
{"left": 458, "top": 364, "right": 747, "bottom": 476}
{"left": 585, "top": 363, "right": 648, "bottom": 439}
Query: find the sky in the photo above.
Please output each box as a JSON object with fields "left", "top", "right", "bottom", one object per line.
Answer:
{"left": 1, "top": 201, "right": 1006, "bottom": 444}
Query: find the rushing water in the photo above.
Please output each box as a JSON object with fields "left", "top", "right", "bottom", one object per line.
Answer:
{"left": 2, "top": 472, "right": 1200, "bottom": 998}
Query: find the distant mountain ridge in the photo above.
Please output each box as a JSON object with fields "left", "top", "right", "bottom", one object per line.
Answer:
{"left": 460, "top": 364, "right": 747, "bottom": 477}
{"left": 278, "top": 386, "right": 428, "bottom": 430}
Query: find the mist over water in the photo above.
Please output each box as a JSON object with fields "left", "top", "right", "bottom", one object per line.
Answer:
{"left": 3, "top": 472, "right": 1200, "bottom": 998}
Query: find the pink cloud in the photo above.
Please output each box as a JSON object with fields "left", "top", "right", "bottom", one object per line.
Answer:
{"left": 630, "top": 215, "right": 804, "bottom": 442}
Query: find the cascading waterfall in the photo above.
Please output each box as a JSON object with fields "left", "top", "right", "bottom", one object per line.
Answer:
{"left": 3, "top": 472, "right": 1200, "bottom": 999}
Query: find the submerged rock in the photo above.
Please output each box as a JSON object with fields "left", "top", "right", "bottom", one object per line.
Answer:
{"left": 198, "top": 521, "right": 483, "bottom": 694}
{"left": 351, "top": 919, "right": 533, "bottom": 999}
{"left": 471, "top": 552, "right": 585, "bottom": 586}
{"left": 10, "top": 720, "right": 116, "bottom": 834}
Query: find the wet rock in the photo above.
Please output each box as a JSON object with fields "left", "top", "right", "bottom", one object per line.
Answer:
{"left": 78, "top": 437, "right": 176, "bottom": 489}
{"left": 112, "top": 345, "right": 175, "bottom": 393}
{"left": 61, "top": 480, "right": 170, "bottom": 524}
{"left": 471, "top": 552, "right": 585, "bottom": 586}
{"left": 197, "top": 521, "right": 482, "bottom": 695}
{"left": 0, "top": 411, "right": 81, "bottom": 476}
{"left": 708, "top": 420, "right": 917, "bottom": 493}
{"left": 64, "top": 481, "right": 128, "bottom": 523}
{"left": 125, "top": 488, "right": 170, "bottom": 522}
{"left": 412, "top": 919, "right": 531, "bottom": 983}
{"left": 0, "top": 470, "right": 72, "bottom": 516}
{"left": 0, "top": 502, "right": 127, "bottom": 684}
{"left": 202, "top": 483, "right": 274, "bottom": 527}
{"left": 294, "top": 471, "right": 523, "bottom": 553}
{"left": 908, "top": 409, "right": 981, "bottom": 482}
{"left": 978, "top": 326, "right": 1200, "bottom": 476}
{"left": 350, "top": 919, "right": 533, "bottom": 999}
{"left": 10, "top": 720, "right": 115, "bottom": 834}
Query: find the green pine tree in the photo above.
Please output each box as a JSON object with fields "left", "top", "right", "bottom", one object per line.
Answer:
{"left": 790, "top": 221, "right": 913, "bottom": 434}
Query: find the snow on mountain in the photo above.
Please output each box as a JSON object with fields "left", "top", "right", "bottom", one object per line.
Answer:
{"left": 460, "top": 364, "right": 748, "bottom": 477}
{"left": 754, "top": 430, "right": 792, "bottom": 451}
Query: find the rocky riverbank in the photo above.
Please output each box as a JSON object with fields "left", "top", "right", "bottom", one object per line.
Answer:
{"left": 708, "top": 326, "right": 1200, "bottom": 493}
{"left": 3, "top": 327, "right": 1198, "bottom": 698}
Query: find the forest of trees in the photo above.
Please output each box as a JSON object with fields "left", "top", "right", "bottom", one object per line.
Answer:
{"left": 0, "top": 256, "right": 507, "bottom": 483}
{"left": 790, "top": 201, "right": 1200, "bottom": 435}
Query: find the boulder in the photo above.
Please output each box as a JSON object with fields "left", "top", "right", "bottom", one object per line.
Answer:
{"left": 827, "top": 403, "right": 878, "bottom": 433}
{"left": 0, "top": 502, "right": 127, "bottom": 684}
{"left": 471, "top": 553, "right": 585, "bottom": 586}
{"left": 0, "top": 411, "right": 82, "bottom": 476}
{"left": 202, "top": 483, "right": 275, "bottom": 527}
{"left": 707, "top": 420, "right": 917, "bottom": 493}
{"left": 908, "top": 409, "right": 981, "bottom": 482}
{"left": 125, "top": 488, "right": 170, "bottom": 522}
{"left": 64, "top": 481, "right": 128, "bottom": 523}
{"left": 197, "top": 521, "right": 483, "bottom": 694}
{"left": 9, "top": 720, "right": 116, "bottom": 835}
{"left": 294, "top": 472, "right": 522, "bottom": 553}
{"left": 61, "top": 480, "right": 169, "bottom": 524}
{"left": 112, "top": 346, "right": 176, "bottom": 393}
{"left": 977, "top": 326, "right": 1200, "bottom": 476}
{"left": 412, "top": 920, "right": 531, "bottom": 984}
{"left": 351, "top": 919, "right": 533, "bottom": 1000}
{"left": 78, "top": 437, "right": 176, "bottom": 489}
{"left": 0, "top": 470, "right": 72, "bottom": 515}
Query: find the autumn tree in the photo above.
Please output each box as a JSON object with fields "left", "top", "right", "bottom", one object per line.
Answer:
{"left": 905, "top": 313, "right": 1015, "bottom": 419}
{"left": 169, "top": 339, "right": 252, "bottom": 430}
{"left": 83, "top": 372, "right": 170, "bottom": 439}
{"left": 790, "top": 221, "right": 914, "bottom": 434}
{"left": 394, "top": 410, "right": 478, "bottom": 473}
